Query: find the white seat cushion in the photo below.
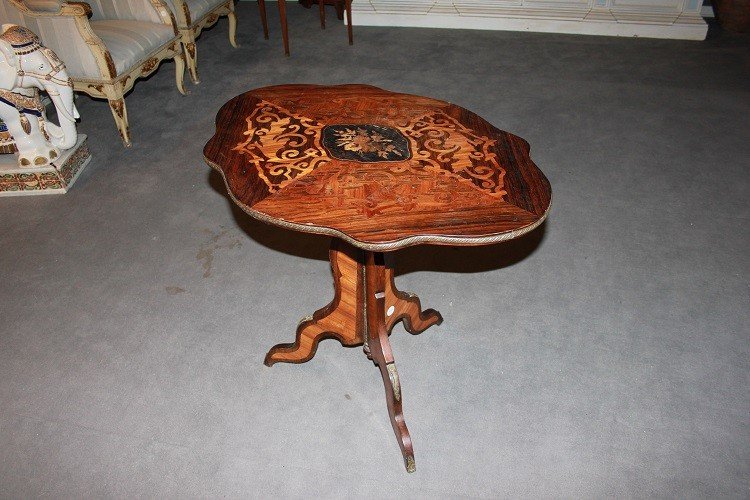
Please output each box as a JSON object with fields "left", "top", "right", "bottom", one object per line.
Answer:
{"left": 183, "top": 0, "right": 225, "bottom": 23}
{"left": 90, "top": 20, "right": 175, "bottom": 76}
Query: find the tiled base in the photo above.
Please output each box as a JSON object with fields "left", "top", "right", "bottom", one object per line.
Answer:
{"left": 0, "top": 135, "right": 90, "bottom": 197}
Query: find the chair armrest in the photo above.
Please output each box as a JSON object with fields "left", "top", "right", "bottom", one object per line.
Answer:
{"left": 83, "top": 0, "right": 177, "bottom": 27}
{"left": 161, "top": 0, "right": 189, "bottom": 27}
{"left": 8, "top": 0, "right": 90, "bottom": 16}
{"left": 17, "top": 0, "right": 177, "bottom": 30}
{"left": 146, "top": 0, "right": 179, "bottom": 28}
{"left": 62, "top": 1, "right": 92, "bottom": 15}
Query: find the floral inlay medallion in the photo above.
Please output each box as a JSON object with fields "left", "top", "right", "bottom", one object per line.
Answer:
{"left": 322, "top": 125, "right": 411, "bottom": 162}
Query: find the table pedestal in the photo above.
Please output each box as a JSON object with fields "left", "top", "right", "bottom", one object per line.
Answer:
{"left": 264, "top": 239, "right": 442, "bottom": 472}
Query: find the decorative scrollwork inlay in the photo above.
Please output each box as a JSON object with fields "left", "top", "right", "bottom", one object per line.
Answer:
{"left": 400, "top": 112, "right": 507, "bottom": 199}
{"left": 232, "top": 101, "right": 329, "bottom": 192}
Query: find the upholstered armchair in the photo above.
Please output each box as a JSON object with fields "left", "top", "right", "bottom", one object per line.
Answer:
{"left": 0, "top": 0, "right": 186, "bottom": 146}
{"left": 161, "top": 0, "right": 253, "bottom": 84}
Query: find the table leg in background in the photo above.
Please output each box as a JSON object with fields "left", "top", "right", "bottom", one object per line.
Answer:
{"left": 258, "top": 0, "right": 269, "bottom": 39}
{"left": 345, "top": 0, "right": 352, "bottom": 45}
{"left": 278, "top": 0, "right": 290, "bottom": 56}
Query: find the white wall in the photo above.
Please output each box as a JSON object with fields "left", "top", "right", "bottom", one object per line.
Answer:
{"left": 351, "top": 0, "right": 708, "bottom": 40}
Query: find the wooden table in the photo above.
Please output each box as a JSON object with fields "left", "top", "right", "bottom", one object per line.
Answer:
{"left": 204, "top": 84, "right": 552, "bottom": 472}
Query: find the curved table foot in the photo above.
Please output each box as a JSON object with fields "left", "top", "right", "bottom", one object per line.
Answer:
{"left": 264, "top": 240, "right": 364, "bottom": 366}
{"left": 383, "top": 260, "right": 443, "bottom": 335}
{"left": 264, "top": 317, "right": 348, "bottom": 366}
{"left": 366, "top": 252, "right": 416, "bottom": 473}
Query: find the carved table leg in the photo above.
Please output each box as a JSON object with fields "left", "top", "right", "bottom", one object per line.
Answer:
{"left": 264, "top": 240, "right": 364, "bottom": 366}
{"left": 383, "top": 253, "right": 443, "bottom": 337}
{"left": 264, "top": 239, "right": 442, "bottom": 472}
{"left": 365, "top": 252, "right": 416, "bottom": 473}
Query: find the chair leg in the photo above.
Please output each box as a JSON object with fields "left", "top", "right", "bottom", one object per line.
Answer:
{"left": 105, "top": 86, "right": 131, "bottom": 147}
{"left": 319, "top": 0, "right": 326, "bottom": 29}
{"left": 258, "top": 0, "right": 269, "bottom": 39}
{"left": 228, "top": 1, "right": 239, "bottom": 48}
{"left": 346, "top": 0, "right": 352, "bottom": 45}
{"left": 174, "top": 51, "right": 187, "bottom": 95}
{"left": 335, "top": 0, "right": 344, "bottom": 20}
{"left": 183, "top": 33, "right": 199, "bottom": 84}
{"left": 278, "top": 0, "right": 289, "bottom": 56}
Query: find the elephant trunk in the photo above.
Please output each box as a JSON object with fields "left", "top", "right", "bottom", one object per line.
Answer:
{"left": 45, "top": 80, "right": 78, "bottom": 150}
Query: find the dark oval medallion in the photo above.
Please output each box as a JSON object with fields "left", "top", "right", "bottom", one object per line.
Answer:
{"left": 322, "top": 124, "right": 411, "bottom": 162}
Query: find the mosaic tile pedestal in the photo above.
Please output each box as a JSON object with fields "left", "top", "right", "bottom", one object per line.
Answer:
{"left": 0, "top": 135, "right": 90, "bottom": 197}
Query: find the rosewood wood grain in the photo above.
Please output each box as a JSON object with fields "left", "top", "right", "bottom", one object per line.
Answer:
{"left": 204, "top": 84, "right": 551, "bottom": 252}
{"left": 265, "top": 239, "right": 443, "bottom": 367}
{"left": 365, "top": 251, "right": 416, "bottom": 473}
{"left": 383, "top": 253, "right": 443, "bottom": 335}
{"left": 262, "top": 239, "right": 438, "bottom": 472}
{"left": 204, "top": 84, "right": 552, "bottom": 473}
{"left": 264, "top": 239, "right": 365, "bottom": 366}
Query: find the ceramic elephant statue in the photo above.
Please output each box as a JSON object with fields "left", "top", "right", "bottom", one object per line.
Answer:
{"left": 0, "top": 24, "right": 79, "bottom": 168}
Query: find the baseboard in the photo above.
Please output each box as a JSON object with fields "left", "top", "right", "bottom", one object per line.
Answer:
{"left": 351, "top": 6, "right": 708, "bottom": 41}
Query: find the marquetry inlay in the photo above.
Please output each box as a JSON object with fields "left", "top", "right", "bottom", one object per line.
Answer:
{"left": 205, "top": 84, "right": 551, "bottom": 251}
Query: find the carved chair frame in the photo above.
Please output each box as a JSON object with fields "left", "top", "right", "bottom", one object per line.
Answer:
{"left": 8, "top": 0, "right": 186, "bottom": 147}
{"left": 169, "top": 0, "right": 240, "bottom": 84}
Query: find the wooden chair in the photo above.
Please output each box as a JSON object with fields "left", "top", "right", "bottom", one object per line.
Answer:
{"left": 0, "top": 0, "right": 186, "bottom": 147}
{"left": 279, "top": 0, "right": 352, "bottom": 56}
{"left": 300, "top": 0, "right": 344, "bottom": 22}
{"left": 315, "top": 0, "right": 351, "bottom": 42}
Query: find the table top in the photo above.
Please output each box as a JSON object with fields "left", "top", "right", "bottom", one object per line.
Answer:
{"left": 204, "top": 84, "right": 551, "bottom": 251}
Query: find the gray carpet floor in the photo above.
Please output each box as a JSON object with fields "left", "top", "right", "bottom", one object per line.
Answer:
{"left": 1, "top": 3, "right": 748, "bottom": 497}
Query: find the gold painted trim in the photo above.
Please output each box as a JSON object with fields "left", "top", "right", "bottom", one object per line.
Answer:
{"left": 405, "top": 455, "right": 416, "bottom": 473}
{"left": 386, "top": 363, "right": 400, "bottom": 402}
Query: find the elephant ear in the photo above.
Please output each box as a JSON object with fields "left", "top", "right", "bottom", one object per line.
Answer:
{"left": 0, "top": 38, "right": 17, "bottom": 90}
